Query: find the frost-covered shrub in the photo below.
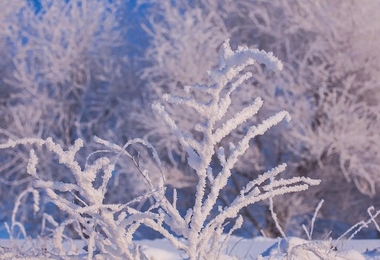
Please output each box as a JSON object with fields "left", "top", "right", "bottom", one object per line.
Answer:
{"left": 0, "top": 137, "right": 154, "bottom": 259}
{"left": 133, "top": 40, "right": 319, "bottom": 259}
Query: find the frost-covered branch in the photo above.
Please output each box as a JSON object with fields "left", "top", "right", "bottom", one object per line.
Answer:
{"left": 150, "top": 39, "right": 320, "bottom": 259}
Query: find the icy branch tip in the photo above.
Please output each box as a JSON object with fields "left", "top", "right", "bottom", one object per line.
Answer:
{"left": 221, "top": 39, "right": 283, "bottom": 71}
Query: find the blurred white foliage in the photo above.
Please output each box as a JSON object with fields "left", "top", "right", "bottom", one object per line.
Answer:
{"left": 0, "top": 0, "right": 25, "bottom": 59}
{"left": 141, "top": 0, "right": 228, "bottom": 90}
{"left": 249, "top": 0, "right": 380, "bottom": 197}
{"left": 1, "top": 0, "right": 123, "bottom": 146}
{"left": 8, "top": 0, "right": 121, "bottom": 90}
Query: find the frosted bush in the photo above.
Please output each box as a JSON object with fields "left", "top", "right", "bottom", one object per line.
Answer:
{"left": 0, "top": 137, "right": 156, "bottom": 259}
{"left": 99, "top": 40, "right": 319, "bottom": 259}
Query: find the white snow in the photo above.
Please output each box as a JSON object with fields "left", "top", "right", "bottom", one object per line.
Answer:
{"left": 132, "top": 237, "right": 380, "bottom": 259}
{"left": 0, "top": 231, "right": 379, "bottom": 259}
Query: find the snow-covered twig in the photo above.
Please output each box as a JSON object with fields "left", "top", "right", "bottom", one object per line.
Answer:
{"left": 146, "top": 39, "right": 320, "bottom": 259}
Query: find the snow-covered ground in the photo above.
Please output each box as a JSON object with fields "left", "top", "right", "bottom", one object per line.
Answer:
{"left": 138, "top": 237, "right": 380, "bottom": 259}
{"left": 0, "top": 236, "right": 379, "bottom": 259}
{"left": 137, "top": 236, "right": 276, "bottom": 259}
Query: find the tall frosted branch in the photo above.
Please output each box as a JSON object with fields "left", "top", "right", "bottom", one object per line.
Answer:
{"left": 152, "top": 39, "right": 319, "bottom": 259}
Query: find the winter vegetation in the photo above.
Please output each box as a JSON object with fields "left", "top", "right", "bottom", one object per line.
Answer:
{"left": 0, "top": 0, "right": 380, "bottom": 259}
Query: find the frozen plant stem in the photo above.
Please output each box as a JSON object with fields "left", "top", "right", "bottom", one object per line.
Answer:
{"left": 151, "top": 39, "right": 320, "bottom": 259}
